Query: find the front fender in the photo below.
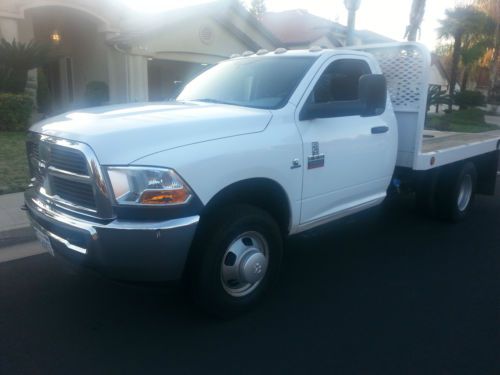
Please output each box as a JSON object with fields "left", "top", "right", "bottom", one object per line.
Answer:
{"left": 132, "top": 125, "right": 303, "bottom": 230}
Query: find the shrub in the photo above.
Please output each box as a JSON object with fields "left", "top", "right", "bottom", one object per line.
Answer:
{"left": 454, "top": 90, "right": 486, "bottom": 109}
{"left": 85, "top": 81, "right": 109, "bottom": 107}
{"left": 0, "top": 93, "right": 33, "bottom": 131}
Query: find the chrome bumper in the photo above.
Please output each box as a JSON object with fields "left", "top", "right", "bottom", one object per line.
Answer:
{"left": 25, "top": 191, "right": 199, "bottom": 282}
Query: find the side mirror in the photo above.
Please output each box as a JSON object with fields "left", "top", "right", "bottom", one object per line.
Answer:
{"left": 359, "top": 74, "right": 387, "bottom": 117}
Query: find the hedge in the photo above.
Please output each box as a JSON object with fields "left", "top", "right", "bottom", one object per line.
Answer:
{"left": 0, "top": 93, "right": 33, "bottom": 131}
{"left": 454, "top": 90, "right": 486, "bottom": 109}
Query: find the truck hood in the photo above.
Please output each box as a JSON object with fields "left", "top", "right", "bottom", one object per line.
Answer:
{"left": 30, "top": 102, "right": 272, "bottom": 165}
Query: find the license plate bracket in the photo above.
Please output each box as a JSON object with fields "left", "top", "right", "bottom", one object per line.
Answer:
{"left": 34, "top": 228, "right": 54, "bottom": 256}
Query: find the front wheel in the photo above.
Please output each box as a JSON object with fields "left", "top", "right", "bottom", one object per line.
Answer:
{"left": 189, "top": 205, "right": 283, "bottom": 318}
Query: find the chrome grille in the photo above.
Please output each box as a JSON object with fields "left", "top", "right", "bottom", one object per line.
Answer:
{"left": 26, "top": 133, "right": 113, "bottom": 219}
{"left": 26, "top": 141, "right": 42, "bottom": 182}
{"left": 52, "top": 176, "right": 96, "bottom": 209}
{"left": 50, "top": 146, "right": 89, "bottom": 176}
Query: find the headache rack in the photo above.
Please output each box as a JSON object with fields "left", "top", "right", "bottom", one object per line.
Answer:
{"left": 350, "top": 42, "right": 500, "bottom": 171}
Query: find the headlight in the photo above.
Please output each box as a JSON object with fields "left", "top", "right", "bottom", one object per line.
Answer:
{"left": 106, "top": 167, "right": 192, "bottom": 206}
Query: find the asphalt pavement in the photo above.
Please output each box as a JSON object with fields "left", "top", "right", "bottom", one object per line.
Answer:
{"left": 0, "top": 194, "right": 499, "bottom": 374}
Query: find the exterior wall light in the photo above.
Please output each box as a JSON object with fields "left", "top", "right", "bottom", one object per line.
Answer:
{"left": 50, "top": 30, "right": 61, "bottom": 44}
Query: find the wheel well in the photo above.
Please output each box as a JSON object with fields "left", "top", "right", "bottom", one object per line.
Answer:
{"left": 431, "top": 153, "right": 497, "bottom": 196}
{"left": 200, "top": 178, "right": 292, "bottom": 235}
{"left": 407, "top": 151, "right": 498, "bottom": 196}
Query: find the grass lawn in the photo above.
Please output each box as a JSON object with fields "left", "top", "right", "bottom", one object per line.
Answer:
{"left": 426, "top": 108, "right": 498, "bottom": 133}
{"left": 0, "top": 132, "right": 29, "bottom": 194}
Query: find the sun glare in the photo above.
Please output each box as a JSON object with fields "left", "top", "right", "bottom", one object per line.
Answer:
{"left": 121, "top": 0, "right": 216, "bottom": 13}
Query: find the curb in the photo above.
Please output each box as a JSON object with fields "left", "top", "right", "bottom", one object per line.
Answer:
{"left": 0, "top": 226, "right": 36, "bottom": 249}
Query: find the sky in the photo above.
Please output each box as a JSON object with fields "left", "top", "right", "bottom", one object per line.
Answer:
{"left": 122, "top": 0, "right": 465, "bottom": 51}
{"left": 254, "top": 0, "right": 461, "bottom": 50}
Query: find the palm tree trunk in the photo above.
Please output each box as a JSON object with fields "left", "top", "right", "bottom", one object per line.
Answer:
{"left": 461, "top": 68, "right": 469, "bottom": 92}
{"left": 448, "top": 31, "right": 463, "bottom": 111}
{"left": 406, "top": 0, "right": 426, "bottom": 41}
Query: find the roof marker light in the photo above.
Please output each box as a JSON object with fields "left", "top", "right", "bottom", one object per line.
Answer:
{"left": 230, "top": 53, "right": 241, "bottom": 59}
{"left": 256, "top": 49, "right": 268, "bottom": 55}
{"left": 242, "top": 50, "right": 255, "bottom": 57}
{"left": 309, "top": 45, "right": 323, "bottom": 52}
{"left": 274, "top": 48, "right": 287, "bottom": 54}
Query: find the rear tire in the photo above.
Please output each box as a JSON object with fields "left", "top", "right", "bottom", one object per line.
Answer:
{"left": 436, "top": 162, "right": 477, "bottom": 222}
{"left": 189, "top": 205, "right": 283, "bottom": 318}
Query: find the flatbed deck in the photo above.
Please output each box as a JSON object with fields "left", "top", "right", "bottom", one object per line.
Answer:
{"left": 411, "top": 130, "right": 500, "bottom": 170}
{"left": 422, "top": 130, "right": 500, "bottom": 153}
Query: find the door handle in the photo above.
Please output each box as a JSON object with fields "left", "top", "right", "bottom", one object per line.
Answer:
{"left": 371, "top": 126, "right": 389, "bottom": 134}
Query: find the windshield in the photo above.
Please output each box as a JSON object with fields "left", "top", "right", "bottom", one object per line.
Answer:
{"left": 177, "top": 56, "right": 317, "bottom": 109}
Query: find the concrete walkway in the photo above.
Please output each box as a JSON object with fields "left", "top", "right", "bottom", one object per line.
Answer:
{"left": 0, "top": 192, "right": 34, "bottom": 247}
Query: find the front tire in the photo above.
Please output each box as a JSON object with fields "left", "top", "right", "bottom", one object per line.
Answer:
{"left": 189, "top": 205, "right": 283, "bottom": 318}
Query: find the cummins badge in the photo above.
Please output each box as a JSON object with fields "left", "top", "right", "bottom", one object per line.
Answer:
{"left": 308, "top": 142, "right": 325, "bottom": 169}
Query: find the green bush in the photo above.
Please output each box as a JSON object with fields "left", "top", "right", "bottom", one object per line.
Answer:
{"left": 85, "top": 81, "right": 109, "bottom": 107}
{"left": 454, "top": 90, "right": 486, "bottom": 109}
{"left": 0, "top": 93, "right": 33, "bottom": 131}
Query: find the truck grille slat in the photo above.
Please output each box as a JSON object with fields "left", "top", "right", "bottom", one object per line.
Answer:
{"left": 50, "top": 147, "right": 88, "bottom": 176}
{"left": 52, "top": 176, "right": 96, "bottom": 209}
{"left": 27, "top": 141, "right": 42, "bottom": 181}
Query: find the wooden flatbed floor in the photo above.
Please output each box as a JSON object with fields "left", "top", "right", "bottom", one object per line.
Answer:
{"left": 422, "top": 131, "right": 500, "bottom": 153}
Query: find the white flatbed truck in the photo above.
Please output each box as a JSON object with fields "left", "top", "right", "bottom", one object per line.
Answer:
{"left": 25, "top": 43, "right": 500, "bottom": 316}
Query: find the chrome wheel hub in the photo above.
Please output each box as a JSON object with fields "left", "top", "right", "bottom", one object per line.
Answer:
{"left": 221, "top": 231, "right": 269, "bottom": 297}
{"left": 457, "top": 174, "right": 473, "bottom": 212}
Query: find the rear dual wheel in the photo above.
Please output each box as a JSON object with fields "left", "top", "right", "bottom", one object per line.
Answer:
{"left": 437, "top": 162, "right": 477, "bottom": 221}
{"left": 416, "top": 162, "right": 477, "bottom": 222}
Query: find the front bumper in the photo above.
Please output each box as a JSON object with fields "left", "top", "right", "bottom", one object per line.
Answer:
{"left": 25, "top": 191, "right": 199, "bottom": 282}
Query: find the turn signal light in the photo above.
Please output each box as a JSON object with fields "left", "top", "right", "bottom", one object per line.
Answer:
{"left": 139, "top": 189, "right": 190, "bottom": 205}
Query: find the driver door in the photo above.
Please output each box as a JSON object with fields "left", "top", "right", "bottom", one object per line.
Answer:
{"left": 296, "top": 57, "right": 396, "bottom": 225}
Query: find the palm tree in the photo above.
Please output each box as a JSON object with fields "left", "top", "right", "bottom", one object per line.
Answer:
{"left": 460, "top": 34, "right": 493, "bottom": 91}
{"left": 0, "top": 39, "right": 49, "bottom": 94}
{"left": 474, "top": 0, "right": 500, "bottom": 100}
{"left": 405, "top": 0, "right": 426, "bottom": 42}
{"left": 438, "top": 6, "right": 494, "bottom": 110}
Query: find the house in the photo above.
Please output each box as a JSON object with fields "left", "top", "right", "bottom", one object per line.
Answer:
{"left": 0, "top": 0, "right": 278, "bottom": 112}
{"left": 430, "top": 54, "right": 450, "bottom": 91}
{"left": 0, "top": 1, "right": 450, "bottom": 113}
{"left": 261, "top": 9, "right": 395, "bottom": 49}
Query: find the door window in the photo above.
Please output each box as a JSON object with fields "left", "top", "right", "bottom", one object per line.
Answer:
{"left": 308, "top": 59, "right": 372, "bottom": 117}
